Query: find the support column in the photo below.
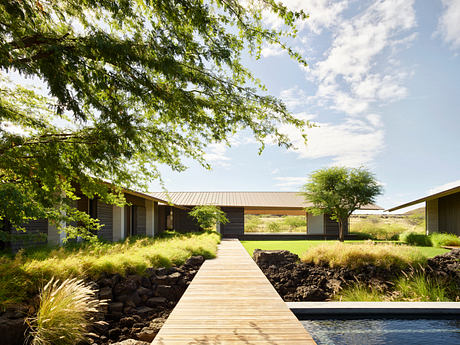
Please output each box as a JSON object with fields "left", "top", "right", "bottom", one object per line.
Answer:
{"left": 426, "top": 199, "right": 439, "bottom": 235}
{"left": 113, "top": 205, "right": 125, "bottom": 241}
{"left": 306, "top": 213, "right": 324, "bottom": 235}
{"left": 145, "top": 200, "right": 156, "bottom": 237}
{"left": 47, "top": 220, "right": 66, "bottom": 245}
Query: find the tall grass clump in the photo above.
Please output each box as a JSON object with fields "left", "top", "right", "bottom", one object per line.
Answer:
{"left": 429, "top": 233, "right": 460, "bottom": 247}
{"left": 302, "top": 242, "right": 426, "bottom": 269}
{"left": 337, "top": 282, "right": 388, "bottom": 302}
{"left": 399, "top": 231, "right": 432, "bottom": 246}
{"left": 26, "top": 278, "right": 106, "bottom": 345}
{"left": 394, "top": 270, "right": 452, "bottom": 301}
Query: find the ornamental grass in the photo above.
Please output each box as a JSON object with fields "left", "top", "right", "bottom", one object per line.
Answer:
{"left": 301, "top": 242, "right": 426, "bottom": 269}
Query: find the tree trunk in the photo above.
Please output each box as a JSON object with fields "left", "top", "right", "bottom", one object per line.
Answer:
{"left": 338, "top": 219, "right": 344, "bottom": 242}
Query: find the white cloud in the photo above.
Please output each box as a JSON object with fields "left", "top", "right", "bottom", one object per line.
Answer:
{"left": 274, "top": 176, "right": 307, "bottom": 189}
{"left": 271, "top": 168, "right": 280, "bottom": 175}
{"left": 280, "top": 86, "right": 310, "bottom": 109}
{"left": 310, "top": 0, "right": 416, "bottom": 115}
{"left": 261, "top": 44, "right": 285, "bottom": 58}
{"left": 437, "top": 0, "right": 460, "bottom": 49}
{"left": 203, "top": 143, "right": 231, "bottom": 167}
{"left": 428, "top": 179, "right": 460, "bottom": 195}
{"left": 279, "top": 115, "right": 385, "bottom": 167}
{"left": 261, "top": 0, "right": 349, "bottom": 34}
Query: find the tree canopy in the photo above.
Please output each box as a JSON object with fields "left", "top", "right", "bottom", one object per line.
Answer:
{"left": 0, "top": 0, "right": 309, "bottom": 239}
{"left": 189, "top": 205, "right": 228, "bottom": 230}
{"left": 302, "top": 167, "right": 383, "bottom": 242}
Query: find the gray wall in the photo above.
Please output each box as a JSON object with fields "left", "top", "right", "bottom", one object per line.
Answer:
{"left": 97, "top": 200, "right": 114, "bottom": 241}
{"left": 220, "top": 207, "right": 244, "bottom": 238}
{"left": 438, "top": 192, "right": 460, "bottom": 236}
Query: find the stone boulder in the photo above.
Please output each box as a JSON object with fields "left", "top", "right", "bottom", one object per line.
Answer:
{"left": 253, "top": 249, "right": 299, "bottom": 267}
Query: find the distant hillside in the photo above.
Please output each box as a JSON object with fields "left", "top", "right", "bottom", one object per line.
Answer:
{"left": 404, "top": 207, "right": 425, "bottom": 216}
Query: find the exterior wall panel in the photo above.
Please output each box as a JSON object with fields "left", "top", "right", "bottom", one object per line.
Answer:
{"left": 426, "top": 199, "right": 439, "bottom": 234}
{"left": 438, "top": 192, "right": 460, "bottom": 236}
{"left": 10, "top": 219, "right": 48, "bottom": 252}
{"left": 324, "top": 214, "right": 348, "bottom": 236}
{"left": 307, "top": 214, "right": 324, "bottom": 234}
{"left": 220, "top": 207, "right": 244, "bottom": 238}
{"left": 97, "top": 200, "right": 113, "bottom": 241}
{"left": 173, "top": 208, "right": 201, "bottom": 233}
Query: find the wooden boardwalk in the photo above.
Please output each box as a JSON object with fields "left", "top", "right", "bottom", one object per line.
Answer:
{"left": 152, "top": 239, "right": 316, "bottom": 345}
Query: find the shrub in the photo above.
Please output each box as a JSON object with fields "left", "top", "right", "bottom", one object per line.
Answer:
{"left": 244, "top": 216, "right": 262, "bottom": 232}
{"left": 350, "top": 220, "right": 408, "bottom": 240}
{"left": 267, "top": 222, "right": 281, "bottom": 232}
{"left": 399, "top": 231, "right": 432, "bottom": 246}
{"left": 429, "top": 233, "right": 460, "bottom": 247}
{"left": 337, "top": 282, "right": 387, "bottom": 302}
{"left": 337, "top": 271, "right": 456, "bottom": 302}
{"left": 394, "top": 270, "right": 454, "bottom": 301}
{"left": 302, "top": 242, "right": 426, "bottom": 269}
{"left": 26, "top": 278, "right": 106, "bottom": 345}
{"left": 189, "top": 205, "right": 228, "bottom": 230}
{"left": 283, "top": 216, "right": 306, "bottom": 230}
{"left": 349, "top": 232, "right": 374, "bottom": 240}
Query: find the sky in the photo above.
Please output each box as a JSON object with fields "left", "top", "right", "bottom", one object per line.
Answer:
{"left": 150, "top": 0, "right": 460, "bottom": 213}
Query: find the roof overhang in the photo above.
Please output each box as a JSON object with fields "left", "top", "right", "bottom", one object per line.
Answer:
{"left": 387, "top": 185, "right": 460, "bottom": 212}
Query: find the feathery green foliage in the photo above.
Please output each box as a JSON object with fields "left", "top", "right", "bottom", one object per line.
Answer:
{"left": 430, "top": 233, "right": 460, "bottom": 247}
{"left": 302, "top": 242, "right": 426, "bottom": 269}
{"left": 189, "top": 205, "right": 228, "bottom": 230}
{"left": 0, "top": 231, "right": 220, "bottom": 307}
{"left": 0, "top": 0, "right": 310, "bottom": 238}
{"left": 26, "top": 277, "right": 106, "bottom": 345}
{"left": 399, "top": 231, "right": 432, "bottom": 246}
{"left": 338, "top": 270, "right": 457, "bottom": 302}
{"left": 302, "top": 167, "right": 383, "bottom": 241}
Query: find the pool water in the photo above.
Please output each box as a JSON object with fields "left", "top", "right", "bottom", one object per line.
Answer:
{"left": 300, "top": 317, "right": 460, "bottom": 345}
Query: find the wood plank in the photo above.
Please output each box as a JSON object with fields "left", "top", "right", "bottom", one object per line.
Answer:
{"left": 152, "top": 239, "right": 316, "bottom": 345}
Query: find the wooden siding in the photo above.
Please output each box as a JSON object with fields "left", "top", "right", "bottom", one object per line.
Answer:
{"left": 324, "top": 214, "right": 348, "bottom": 236}
{"left": 158, "top": 205, "right": 167, "bottom": 233}
{"left": 135, "top": 206, "right": 146, "bottom": 236}
{"left": 10, "top": 219, "right": 48, "bottom": 252}
{"left": 173, "top": 208, "right": 201, "bottom": 233}
{"left": 221, "top": 207, "right": 244, "bottom": 238}
{"left": 97, "top": 200, "right": 113, "bottom": 241}
{"left": 439, "top": 192, "right": 460, "bottom": 236}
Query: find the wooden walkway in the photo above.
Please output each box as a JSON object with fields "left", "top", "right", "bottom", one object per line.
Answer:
{"left": 152, "top": 239, "right": 316, "bottom": 345}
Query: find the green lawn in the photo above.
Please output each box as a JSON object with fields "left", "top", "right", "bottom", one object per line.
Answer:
{"left": 240, "top": 240, "right": 449, "bottom": 258}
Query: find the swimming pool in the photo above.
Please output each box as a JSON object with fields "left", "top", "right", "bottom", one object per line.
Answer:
{"left": 300, "top": 317, "right": 460, "bottom": 345}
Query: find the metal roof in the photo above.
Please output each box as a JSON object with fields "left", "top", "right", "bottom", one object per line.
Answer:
{"left": 387, "top": 185, "right": 460, "bottom": 212}
{"left": 150, "top": 191, "right": 382, "bottom": 210}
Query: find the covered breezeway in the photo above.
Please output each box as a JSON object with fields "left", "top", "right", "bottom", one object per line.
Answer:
{"left": 151, "top": 192, "right": 382, "bottom": 240}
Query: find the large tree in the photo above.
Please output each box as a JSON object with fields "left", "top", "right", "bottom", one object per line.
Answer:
{"left": 0, "top": 0, "right": 309, "bottom": 240}
{"left": 302, "top": 167, "right": 383, "bottom": 242}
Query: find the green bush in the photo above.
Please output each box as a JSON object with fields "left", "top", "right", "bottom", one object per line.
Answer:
{"left": 349, "top": 232, "right": 374, "bottom": 240}
{"left": 282, "top": 216, "right": 306, "bottom": 230}
{"left": 351, "top": 221, "right": 408, "bottom": 240}
{"left": 26, "top": 278, "right": 106, "bottom": 345}
{"left": 267, "top": 222, "right": 281, "bottom": 232}
{"left": 244, "top": 216, "right": 262, "bottom": 232}
{"left": 429, "top": 233, "right": 460, "bottom": 247}
{"left": 399, "top": 231, "right": 432, "bottom": 246}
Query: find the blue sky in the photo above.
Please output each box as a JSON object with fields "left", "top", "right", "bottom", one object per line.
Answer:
{"left": 150, "top": 0, "right": 460, "bottom": 212}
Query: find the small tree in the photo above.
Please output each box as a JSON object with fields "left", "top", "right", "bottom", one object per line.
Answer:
{"left": 302, "top": 167, "right": 383, "bottom": 242}
{"left": 189, "top": 205, "right": 228, "bottom": 231}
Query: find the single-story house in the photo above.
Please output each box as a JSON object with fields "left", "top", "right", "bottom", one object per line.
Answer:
{"left": 387, "top": 185, "right": 460, "bottom": 236}
{"left": 4, "top": 186, "right": 168, "bottom": 252}
{"left": 151, "top": 191, "right": 382, "bottom": 240}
